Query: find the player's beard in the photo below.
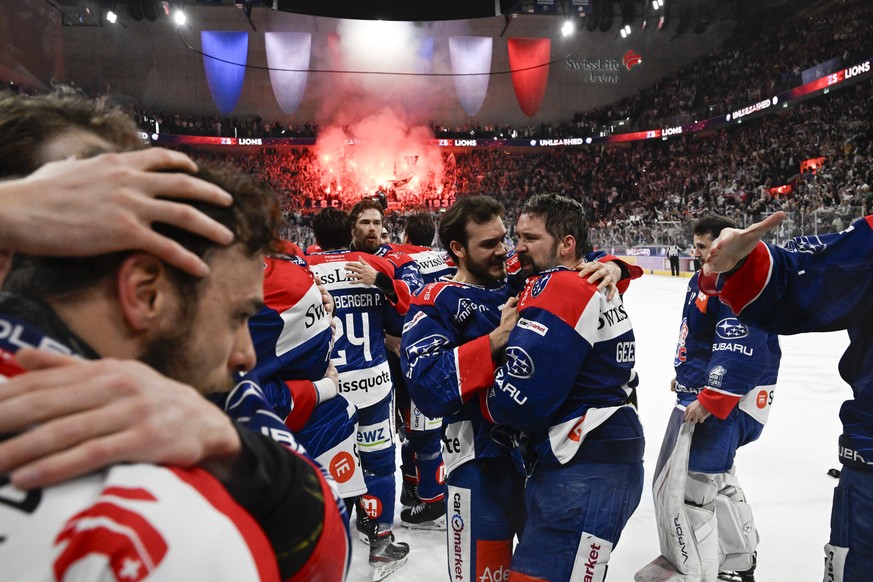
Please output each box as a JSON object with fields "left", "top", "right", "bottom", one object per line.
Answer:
{"left": 139, "top": 302, "right": 235, "bottom": 395}
{"left": 466, "top": 253, "right": 506, "bottom": 287}
{"left": 518, "top": 244, "right": 559, "bottom": 276}
{"left": 355, "top": 233, "right": 381, "bottom": 254}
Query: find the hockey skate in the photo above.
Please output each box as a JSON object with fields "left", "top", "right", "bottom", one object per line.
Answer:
{"left": 369, "top": 531, "right": 410, "bottom": 581}
{"left": 718, "top": 552, "right": 756, "bottom": 582}
{"left": 400, "top": 481, "right": 421, "bottom": 507}
{"left": 400, "top": 498, "right": 446, "bottom": 530}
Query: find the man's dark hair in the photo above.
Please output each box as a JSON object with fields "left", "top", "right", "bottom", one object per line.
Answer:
{"left": 439, "top": 195, "right": 504, "bottom": 262}
{"left": 692, "top": 215, "right": 737, "bottom": 239}
{"left": 519, "top": 194, "right": 590, "bottom": 260}
{"left": 404, "top": 212, "right": 436, "bottom": 246}
{"left": 349, "top": 198, "right": 384, "bottom": 225}
{"left": 312, "top": 208, "right": 352, "bottom": 250}
{"left": 0, "top": 86, "right": 143, "bottom": 178}
{"left": 4, "top": 162, "right": 282, "bottom": 305}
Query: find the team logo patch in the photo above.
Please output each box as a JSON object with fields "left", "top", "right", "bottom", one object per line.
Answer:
{"left": 405, "top": 334, "right": 450, "bottom": 359}
{"left": 504, "top": 346, "right": 535, "bottom": 378}
{"left": 708, "top": 365, "right": 726, "bottom": 388}
{"left": 756, "top": 390, "right": 768, "bottom": 409}
{"left": 360, "top": 494, "right": 383, "bottom": 519}
{"left": 517, "top": 318, "right": 548, "bottom": 337}
{"left": 716, "top": 318, "right": 748, "bottom": 340}
{"left": 530, "top": 274, "right": 551, "bottom": 297}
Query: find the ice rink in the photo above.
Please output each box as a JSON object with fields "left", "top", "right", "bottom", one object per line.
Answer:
{"left": 346, "top": 273, "right": 851, "bottom": 581}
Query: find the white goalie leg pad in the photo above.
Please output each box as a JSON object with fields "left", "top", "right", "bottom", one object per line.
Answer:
{"left": 643, "top": 409, "right": 718, "bottom": 581}
{"left": 570, "top": 533, "right": 612, "bottom": 582}
{"left": 713, "top": 469, "right": 758, "bottom": 572}
{"left": 823, "top": 543, "right": 849, "bottom": 582}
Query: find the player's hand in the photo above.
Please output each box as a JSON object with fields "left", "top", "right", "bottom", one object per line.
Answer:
{"left": 574, "top": 260, "right": 621, "bottom": 301}
{"left": 704, "top": 211, "right": 785, "bottom": 276}
{"left": 315, "top": 278, "right": 335, "bottom": 317}
{"left": 385, "top": 334, "right": 401, "bottom": 357}
{"left": 684, "top": 400, "right": 711, "bottom": 424}
{"left": 314, "top": 363, "right": 340, "bottom": 403}
{"left": 489, "top": 297, "right": 519, "bottom": 358}
{"left": 0, "top": 349, "right": 241, "bottom": 489}
{"left": 0, "top": 149, "right": 235, "bottom": 277}
{"left": 345, "top": 258, "right": 378, "bottom": 286}
{"left": 670, "top": 377, "right": 678, "bottom": 392}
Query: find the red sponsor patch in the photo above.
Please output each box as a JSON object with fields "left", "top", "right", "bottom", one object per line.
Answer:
{"left": 756, "top": 390, "right": 768, "bottom": 409}
{"left": 329, "top": 451, "right": 356, "bottom": 484}
{"left": 360, "top": 494, "right": 383, "bottom": 519}
{"left": 435, "top": 462, "right": 446, "bottom": 485}
{"left": 0, "top": 348, "right": 24, "bottom": 379}
{"left": 475, "top": 540, "right": 512, "bottom": 582}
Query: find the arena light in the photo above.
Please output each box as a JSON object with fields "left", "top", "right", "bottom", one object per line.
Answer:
{"left": 173, "top": 9, "right": 186, "bottom": 25}
{"left": 561, "top": 18, "right": 575, "bottom": 37}
{"left": 651, "top": 1, "right": 658, "bottom": 9}
{"left": 106, "top": 10, "right": 117, "bottom": 23}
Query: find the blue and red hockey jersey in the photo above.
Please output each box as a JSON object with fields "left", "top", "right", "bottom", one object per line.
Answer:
{"left": 674, "top": 272, "right": 780, "bottom": 421}
{"left": 386, "top": 243, "right": 456, "bottom": 285}
{"left": 400, "top": 280, "right": 518, "bottom": 474}
{"left": 306, "top": 250, "right": 410, "bottom": 408}
{"left": 373, "top": 243, "right": 426, "bottom": 295}
{"left": 703, "top": 215, "right": 873, "bottom": 468}
{"left": 247, "top": 256, "right": 334, "bottom": 428}
{"left": 481, "top": 267, "right": 644, "bottom": 467}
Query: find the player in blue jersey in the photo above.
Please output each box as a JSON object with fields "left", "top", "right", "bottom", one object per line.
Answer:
{"left": 401, "top": 196, "right": 524, "bottom": 582}
{"left": 478, "top": 194, "right": 644, "bottom": 582}
{"left": 307, "top": 207, "right": 412, "bottom": 579}
{"left": 644, "top": 216, "right": 780, "bottom": 582}
{"left": 701, "top": 211, "right": 873, "bottom": 582}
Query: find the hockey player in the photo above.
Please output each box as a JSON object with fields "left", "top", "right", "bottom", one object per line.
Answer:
{"left": 0, "top": 162, "right": 348, "bottom": 582}
{"left": 479, "top": 194, "right": 645, "bottom": 582}
{"left": 401, "top": 195, "right": 525, "bottom": 582}
{"left": 350, "top": 198, "right": 425, "bottom": 295}
{"left": 701, "top": 211, "right": 873, "bottom": 582}
{"left": 644, "top": 216, "right": 780, "bottom": 582}
{"left": 388, "top": 212, "right": 455, "bottom": 529}
{"left": 0, "top": 89, "right": 348, "bottom": 582}
{"left": 402, "top": 195, "right": 641, "bottom": 582}
{"left": 246, "top": 253, "right": 367, "bottom": 503}
{"left": 306, "top": 207, "right": 413, "bottom": 579}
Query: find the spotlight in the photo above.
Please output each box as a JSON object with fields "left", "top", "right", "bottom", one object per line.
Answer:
{"left": 652, "top": 0, "right": 658, "bottom": 9}
{"left": 173, "top": 9, "right": 186, "bottom": 25}
{"left": 106, "top": 10, "right": 117, "bottom": 23}
{"left": 620, "top": 27, "right": 627, "bottom": 38}
{"left": 621, "top": 24, "right": 631, "bottom": 37}
{"left": 561, "top": 19, "right": 575, "bottom": 37}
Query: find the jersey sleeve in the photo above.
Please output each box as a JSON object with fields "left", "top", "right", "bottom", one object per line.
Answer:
{"left": 707, "top": 216, "right": 873, "bottom": 334}
{"left": 400, "top": 286, "right": 496, "bottom": 418}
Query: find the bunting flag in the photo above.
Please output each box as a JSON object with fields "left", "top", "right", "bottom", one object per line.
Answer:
{"left": 449, "top": 36, "right": 492, "bottom": 117}
{"left": 200, "top": 31, "right": 248, "bottom": 114}
{"left": 265, "top": 32, "right": 311, "bottom": 115}
{"left": 507, "top": 37, "right": 551, "bottom": 117}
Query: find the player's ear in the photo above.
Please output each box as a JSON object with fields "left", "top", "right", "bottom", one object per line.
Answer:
{"left": 116, "top": 253, "right": 174, "bottom": 332}
{"left": 450, "top": 240, "right": 465, "bottom": 262}
{"left": 559, "top": 235, "right": 576, "bottom": 259}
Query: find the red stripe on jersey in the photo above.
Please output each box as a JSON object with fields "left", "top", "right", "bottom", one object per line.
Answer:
{"left": 413, "top": 281, "right": 463, "bottom": 306}
{"left": 719, "top": 243, "right": 771, "bottom": 315}
{"left": 102, "top": 486, "right": 158, "bottom": 502}
{"left": 284, "top": 379, "right": 318, "bottom": 432}
{"left": 479, "top": 390, "right": 495, "bottom": 424}
{"left": 519, "top": 271, "right": 596, "bottom": 330}
{"left": 263, "top": 258, "right": 316, "bottom": 315}
{"left": 171, "top": 467, "right": 280, "bottom": 582}
{"left": 865, "top": 215, "right": 873, "bottom": 229}
{"left": 457, "top": 334, "right": 495, "bottom": 402}
{"left": 697, "top": 388, "right": 741, "bottom": 420}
